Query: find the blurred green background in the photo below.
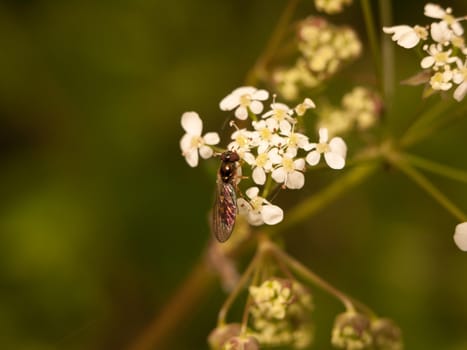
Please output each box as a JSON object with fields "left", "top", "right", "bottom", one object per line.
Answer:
{"left": 1, "top": 0, "right": 467, "bottom": 349}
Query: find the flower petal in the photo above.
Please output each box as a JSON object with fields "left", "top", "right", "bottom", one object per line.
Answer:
{"left": 421, "top": 56, "right": 435, "bottom": 69}
{"left": 199, "top": 145, "right": 213, "bottom": 159}
{"left": 203, "top": 132, "right": 220, "bottom": 145}
{"left": 184, "top": 148, "right": 199, "bottom": 167}
{"left": 237, "top": 198, "right": 250, "bottom": 215}
{"left": 286, "top": 171, "right": 304, "bottom": 189}
{"left": 329, "top": 137, "right": 347, "bottom": 158}
{"left": 318, "top": 127, "right": 329, "bottom": 142}
{"left": 252, "top": 167, "right": 266, "bottom": 185}
{"left": 250, "top": 100, "right": 264, "bottom": 115}
{"left": 248, "top": 210, "right": 264, "bottom": 226}
{"left": 424, "top": 3, "right": 445, "bottom": 19}
{"left": 454, "top": 222, "right": 467, "bottom": 251}
{"left": 235, "top": 106, "right": 249, "bottom": 120}
{"left": 306, "top": 151, "right": 320, "bottom": 166}
{"left": 272, "top": 167, "right": 286, "bottom": 184}
{"left": 454, "top": 82, "right": 467, "bottom": 102}
{"left": 324, "top": 151, "right": 345, "bottom": 169}
{"left": 181, "top": 111, "right": 202, "bottom": 135}
{"left": 246, "top": 186, "right": 260, "bottom": 199}
{"left": 180, "top": 134, "right": 193, "bottom": 153}
{"left": 262, "top": 204, "right": 284, "bottom": 225}
{"left": 252, "top": 89, "right": 269, "bottom": 101}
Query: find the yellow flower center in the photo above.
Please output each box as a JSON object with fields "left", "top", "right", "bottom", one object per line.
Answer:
{"left": 282, "top": 157, "right": 294, "bottom": 172}
{"left": 190, "top": 136, "right": 203, "bottom": 148}
{"left": 316, "top": 142, "right": 330, "bottom": 153}
{"left": 256, "top": 153, "right": 268, "bottom": 167}
{"left": 239, "top": 94, "right": 252, "bottom": 107}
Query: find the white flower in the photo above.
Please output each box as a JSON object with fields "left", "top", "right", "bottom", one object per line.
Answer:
{"left": 219, "top": 86, "right": 269, "bottom": 120}
{"left": 429, "top": 70, "right": 453, "bottom": 91}
{"left": 454, "top": 222, "right": 467, "bottom": 251}
{"left": 295, "top": 98, "right": 316, "bottom": 116}
{"left": 453, "top": 59, "right": 467, "bottom": 101}
{"left": 237, "top": 187, "right": 284, "bottom": 226}
{"left": 243, "top": 148, "right": 281, "bottom": 185}
{"left": 306, "top": 128, "right": 347, "bottom": 169}
{"left": 228, "top": 128, "right": 255, "bottom": 156}
{"left": 424, "top": 3, "right": 464, "bottom": 36}
{"left": 430, "top": 21, "right": 453, "bottom": 44}
{"left": 383, "top": 25, "right": 428, "bottom": 49}
{"left": 180, "top": 112, "right": 220, "bottom": 167}
{"left": 271, "top": 151, "right": 306, "bottom": 189}
{"left": 420, "top": 44, "right": 457, "bottom": 69}
{"left": 251, "top": 120, "right": 285, "bottom": 152}
{"left": 262, "top": 102, "right": 295, "bottom": 133}
{"left": 281, "top": 128, "right": 310, "bottom": 156}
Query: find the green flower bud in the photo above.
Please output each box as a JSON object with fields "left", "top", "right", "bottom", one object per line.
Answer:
{"left": 224, "top": 335, "right": 260, "bottom": 350}
{"left": 331, "top": 312, "right": 372, "bottom": 350}
{"left": 208, "top": 323, "right": 241, "bottom": 350}
{"left": 371, "top": 318, "right": 403, "bottom": 350}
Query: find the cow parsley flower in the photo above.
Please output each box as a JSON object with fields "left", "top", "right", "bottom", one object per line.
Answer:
{"left": 262, "top": 102, "right": 295, "bottom": 133}
{"left": 424, "top": 3, "right": 464, "bottom": 37}
{"left": 243, "top": 148, "right": 280, "bottom": 185}
{"left": 220, "top": 86, "right": 269, "bottom": 120}
{"left": 306, "top": 128, "right": 347, "bottom": 169}
{"left": 272, "top": 152, "right": 306, "bottom": 189}
{"left": 180, "top": 112, "right": 220, "bottom": 167}
{"left": 420, "top": 43, "right": 457, "bottom": 69}
{"left": 237, "top": 187, "right": 283, "bottom": 226}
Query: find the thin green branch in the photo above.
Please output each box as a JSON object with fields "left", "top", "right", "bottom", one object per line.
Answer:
{"left": 360, "top": 0, "right": 383, "bottom": 92}
{"left": 379, "top": 0, "right": 395, "bottom": 111}
{"left": 245, "top": 0, "right": 300, "bottom": 86}
{"left": 268, "top": 163, "right": 379, "bottom": 236}
{"left": 389, "top": 154, "right": 467, "bottom": 222}
{"left": 404, "top": 153, "right": 467, "bottom": 184}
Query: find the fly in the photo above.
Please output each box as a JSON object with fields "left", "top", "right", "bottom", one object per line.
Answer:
{"left": 212, "top": 150, "right": 240, "bottom": 242}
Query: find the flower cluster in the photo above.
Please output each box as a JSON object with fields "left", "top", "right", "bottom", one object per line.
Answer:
{"left": 248, "top": 278, "right": 314, "bottom": 349}
{"left": 274, "top": 17, "right": 362, "bottom": 100}
{"left": 317, "top": 86, "right": 382, "bottom": 136}
{"left": 314, "top": 0, "right": 353, "bottom": 15}
{"left": 331, "top": 312, "right": 403, "bottom": 350}
{"left": 383, "top": 3, "right": 467, "bottom": 101}
{"left": 180, "top": 86, "right": 348, "bottom": 228}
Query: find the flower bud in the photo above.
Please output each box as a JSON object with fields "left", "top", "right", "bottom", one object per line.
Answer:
{"left": 224, "top": 336, "right": 260, "bottom": 350}
{"left": 208, "top": 323, "right": 241, "bottom": 350}
{"left": 331, "top": 312, "right": 372, "bottom": 349}
{"left": 371, "top": 318, "right": 403, "bottom": 350}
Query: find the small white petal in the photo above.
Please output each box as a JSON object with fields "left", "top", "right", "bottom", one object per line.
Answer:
{"left": 203, "top": 132, "right": 220, "bottom": 145}
{"left": 279, "top": 120, "right": 292, "bottom": 134}
{"left": 184, "top": 149, "right": 199, "bottom": 167}
{"left": 252, "top": 89, "right": 269, "bottom": 101}
{"left": 272, "top": 167, "right": 286, "bottom": 183}
{"left": 452, "top": 22, "right": 464, "bottom": 36}
{"left": 232, "top": 86, "right": 256, "bottom": 96}
{"left": 246, "top": 186, "right": 260, "bottom": 199}
{"left": 304, "top": 98, "right": 316, "bottom": 108}
{"left": 268, "top": 148, "right": 282, "bottom": 164}
{"left": 181, "top": 111, "right": 202, "bottom": 135}
{"left": 424, "top": 3, "right": 445, "bottom": 19}
{"left": 262, "top": 205, "right": 284, "bottom": 225}
{"left": 324, "top": 151, "right": 345, "bottom": 169}
{"left": 219, "top": 94, "right": 239, "bottom": 111}
{"left": 252, "top": 167, "right": 266, "bottom": 185}
{"left": 243, "top": 152, "right": 255, "bottom": 165}
{"left": 199, "top": 145, "right": 213, "bottom": 159}
{"left": 235, "top": 106, "right": 249, "bottom": 120}
{"left": 237, "top": 198, "right": 250, "bottom": 215}
{"left": 398, "top": 31, "right": 420, "bottom": 48}
{"left": 180, "top": 134, "right": 193, "bottom": 153}
{"left": 286, "top": 171, "right": 305, "bottom": 189}
{"left": 454, "top": 83, "right": 467, "bottom": 101}
{"left": 318, "top": 128, "right": 329, "bottom": 142}
{"left": 329, "top": 137, "right": 347, "bottom": 158}
{"left": 306, "top": 151, "right": 320, "bottom": 166}
{"left": 421, "top": 56, "right": 435, "bottom": 69}
{"left": 454, "top": 222, "right": 467, "bottom": 251}
{"left": 248, "top": 210, "right": 264, "bottom": 226}
{"left": 250, "top": 100, "right": 264, "bottom": 114}
{"left": 294, "top": 158, "right": 306, "bottom": 171}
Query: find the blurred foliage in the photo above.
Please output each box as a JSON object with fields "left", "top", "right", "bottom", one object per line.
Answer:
{"left": 0, "top": 0, "right": 466, "bottom": 349}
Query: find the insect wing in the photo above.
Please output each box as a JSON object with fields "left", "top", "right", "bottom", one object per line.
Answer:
{"left": 212, "top": 177, "right": 237, "bottom": 242}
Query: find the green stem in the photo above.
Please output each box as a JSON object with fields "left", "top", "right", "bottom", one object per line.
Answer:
{"left": 218, "top": 250, "right": 261, "bottom": 326}
{"left": 268, "top": 163, "right": 379, "bottom": 236}
{"left": 404, "top": 153, "right": 467, "bottom": 184}
{"left": 388, "top": 154, "right": 467, "bottom": 222}
{"left": 400, "top": 99, "right": 455, "bottom": 147}
{"left": 244, "top": 0, "right": 300, "bottom": 86}
{"left": 264, "top": 240, "right": 355, "bottom": 312}
{"left": 360, "top": 0, "right": 383, "bottom": 92}
{"left": 379, "top": 0, "right": 395, "bottom": 114}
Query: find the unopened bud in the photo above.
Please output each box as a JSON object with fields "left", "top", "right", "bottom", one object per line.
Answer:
{"left": 371, "top": 318, "right": 403, "bottom": 350}
{"left": 331, "top": 312, "right": 372, "bottom": 349}
{"left": 208, "top": 323, "right": 241, "bottom": 350}
{"left": 224, "top": 335, "right": 260, "bottom": 350}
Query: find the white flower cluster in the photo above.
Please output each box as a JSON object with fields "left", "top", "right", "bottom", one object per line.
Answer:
{"left": 275, "top": 17, "right": 362, "bottom": 100}
{"left": 383, "top": 3, "right": 467, "bottom": 101}
{"left": 314, "top": 0, "right": 352, "bottom": 15}
{"left": 248, "top": 279, "right": 314, "bottom": 349}
{"left": 180, "top": 86, "right": 348, "bottom": 227}
{"left": 317, "top": 86, "right": 381, "bottom": 136}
